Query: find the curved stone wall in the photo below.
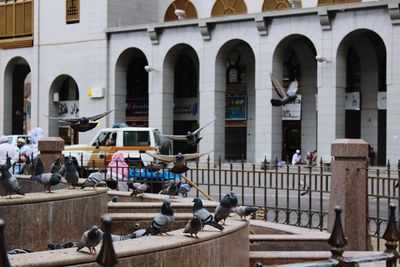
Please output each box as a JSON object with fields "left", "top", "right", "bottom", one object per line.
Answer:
{"left": 9, "top": 218, "right": 249, "bottom": 267}
{"left": 0, "top": 188, "right": 108, "bottom": 251}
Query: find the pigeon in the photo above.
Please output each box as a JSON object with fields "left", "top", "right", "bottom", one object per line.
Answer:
{"left": 45, "top": 110, "right": 113, "bottom": 132}
{"left": 270, "top": 73, "right": 299, "bottom": 106}
{"left": 228, "top": 191, "right": 238, "bottom": 208}
{"left": 214, "top": 193, "right": 237, "bottom": 224}
{"left": 146, "top": 152, "right": 208, "bottom": 174}
{"left": 162, "top": 118, "right": 215, "bottom": 153}
{"left": 233, "top": 206, "right": 259, "bottom": 221}
{"left": 168, "top": 181, "right": 178, "bottom": 198}
{"left": 7, "top": 248, "right": 33, "bottom": 254}
{"left": 0, "top": 163, "right": 25, "bottom": 198}
{"left": 183, "top": 216, "right": 202, "bottom": 238}
{"left": 31, "top": 172, "right": 63, "bottom": 193}
{"left": 177, "top": 182, "right": 191, "bottom": 197}
{"left": 32, "top": 157, "right": 45, "bottom": 176}
{"left": 76, "top": 225, "right": 103, "bottom": 255}
{"left": 192, "top": 198, "right": 224, "bottom": 231}
{"left": 111, "top": 196, "right": 118, "bottom": 202}
{"left": 129, "top": 182, "right": 148, "bottom": 197}
{"left": 60, "top": 156, "right": 79, "bottom": 188}
{"left": 129, "top": 228, "right": 146, "bottom": 239}
{"left": 17, "top": 156, "right": 32, "bottom": 175}
{"left": 48, "top": 241, "right": 77, "bottom": 250}
{"left": 50, "top": 157, "right": 62, "bottom": 174}
{"left": 110, "top": 234, "right": 132, "bottom": 242}
{"left": 144, "top": 201, "right": 175, "bottom": 236}
{"left": 81, "top": 169, "right": 106, "bottom": 191}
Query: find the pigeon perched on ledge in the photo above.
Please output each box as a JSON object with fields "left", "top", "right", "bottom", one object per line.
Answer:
{"left": 233, "top": 206, "right": 259, "bottom": 221}
{"left": 0, "top": 162, "right": 24, "bottom": 198}
{"left": 183, "top": 216, "right": 202, "bottom": 238}
{"left": 76, "top": 225, "right": 103, "bottom": 255}
{"left": 144, "top": 201, "right": 175, "bottom": 236}
{"left": 192, "top": 198, "right": 224, "bottom": 231}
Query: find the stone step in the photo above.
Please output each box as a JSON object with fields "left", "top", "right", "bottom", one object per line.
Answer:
{"left": 103, "top": 212, "right": 195, "bottom": 235}
{"left": 249, "top": 234, "right": 330, "bottom": 251}
{"left": 107, "top": 201, "right": 218, "bottom": 214}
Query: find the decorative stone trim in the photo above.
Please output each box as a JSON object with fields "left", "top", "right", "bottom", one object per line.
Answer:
{"left": 255, "top": 16, "right": 268, "bottom": 36}
{"left": 147, "top": 27, "right": 159, "bottom": 45}
{"left": 318, "top": 9, "right": 331, "bottom": 30}
{"left": 198, "top": 21, "right": 211, "bottom": 40}
{"left": 388, "top": 2, "right": 400, "bottom": 25}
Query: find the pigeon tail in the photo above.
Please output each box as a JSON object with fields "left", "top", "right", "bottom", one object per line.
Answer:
{"left": 270, "top": 99, "right": 282, "bottom": 106}
{"left": 207, "top": 221, "right": 224, "bottom": 231}
{"left": 15, "top": 188, "right": 25, "bottom": 196}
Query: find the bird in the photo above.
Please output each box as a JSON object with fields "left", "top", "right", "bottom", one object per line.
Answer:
{"left": 76, "top": 225, "right": 103, "bottom": 255}
{"left": 144, "top": 200, "right": 175, "bottom": 236}
{"left": 270, "top": 73, "right": 299, "bottom": 106}
{"left": 7, "top": 248, "right": 34, "bottom": 254}
{"left": 161, "top": 118, "right": 215, "bottom": 153}
{"left": 177, "top": 182, "right": 191, "bottom": 197}
{"left": 233, "top": 206, "right": 259, "bottom": 221}
{"left": 110, "top": 234, "right": 133, "bottom": 242}
{"left": 32, "top": 156, "right": 45, "bottom": 177}
{"left": 17, "top": 156, "right": 32, "bottom": 175}
{"left": 50, "top": 157, "right": 62, "bottom": 174}
{"left": 183, "top": 216, "right": 202, "bottom": 238}
{"left": 31, "top": 172, "right": 63, "bottom": 193}
{"left": 111, "top": 196, "right": 118, "bottom": 202}
{"left": 168, "top": 181, "right": 178, "bottom": 198}
{"left": 48, "top": 241, "right": 77, "bottom": 250}
{"left": 192, "top": 198, "right": 224, "bottom": 231}
{"left": 129, "top": 228, "right": 147, "bottom": 239}
{"left": 129, "top": 182, "right": 148, "bottom": 197}
{"left": 214, "top": 193, "right": 237, "bottom": 224}
{"left": 81, "top": 169, "right": 106, "bottom": 191}
{"left": 0, "top": 163, "right": 25, "bottom": 198}
{"left": 146, "top": 152, "right": 208, "bottom": 174}
{"left": 59, "top": 156, "right": 79, "bottom": 188}
{"left": 45, "top": 110, "right": 113, "bottom": 132}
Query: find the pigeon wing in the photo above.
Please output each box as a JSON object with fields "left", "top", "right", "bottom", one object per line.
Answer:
{"left": 161, "top": 134, "right": 187, "bottom": 141}
{"left": 45, "top": 114, "right": 81, "bottom": 123}
{"left": 88, "top": 110, "right": 113, "bottom": 121}
{"left": 145, "top": 153, "right": 177, "bottom": 163}
{"left": 182, "top": 152, "right": 208, "bottom": 161}
{"left": 192, "top": 117, "right": 215, "bottom": 135}
{"left": 286, "top": 80, "right": 298, "bottom": 96}
{"left": 270, "top": 74, "right": 288, "bottom": 98}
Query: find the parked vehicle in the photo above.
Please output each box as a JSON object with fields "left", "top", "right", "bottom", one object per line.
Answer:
{"left": 62, "top": 127, "right": 171, "bottom": 169}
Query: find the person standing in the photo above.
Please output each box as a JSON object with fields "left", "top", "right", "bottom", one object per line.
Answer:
{"left": 0, "top": 135, "right": 18, "bottom": 165}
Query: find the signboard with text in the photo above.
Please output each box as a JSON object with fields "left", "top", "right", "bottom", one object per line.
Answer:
{"left": 226, "top": 96, "right": 247, "bottom": 121}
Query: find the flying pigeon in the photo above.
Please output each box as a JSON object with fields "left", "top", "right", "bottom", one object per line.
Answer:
{"left": 59, "top": 156, "right": 79, "bottom": 188}
{"left": 76, "top": 225, "right": 103, "bottom": 255}
{"left": 270, "top": 74, "right": 299, "bottom": 106}
{"left": 192, "top": 198, "right": 224, "bottom": 231}
{"left": 45, "top": 110, "right": 113, "bottom": 132}
{"left": 129, "top": 182, "right": 148, "bottom": 197}
{"left": 0, "top": 163, "right": 25, "bottom": 198}
{"left": 146, "top": 152, "right": 208, "bottom": 174}
{"left": 214, "top": 193, "right": 237, "bottom": 224}
{"left": 81, "top": 169, "right": 106, "bottom": 191}
{"left": 233, "top": 206, "right": 259, "bottom": 221}
{"left": 144, "top": 201, "right": 175, "bottom": 236}
{"left": 162, "top": 118, "right": 215, "bottom": 153}
{"left": 50, "top": 157, "right": 62, "bottom": 174}
{"left": 183, "top": 216, "right": 202, "bottom": 238}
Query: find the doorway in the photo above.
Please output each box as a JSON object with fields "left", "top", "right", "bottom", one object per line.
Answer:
{"left": 282, "top": 121, "right": 301, "bottom": 163}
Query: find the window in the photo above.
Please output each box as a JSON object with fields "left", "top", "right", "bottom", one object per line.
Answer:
{"left": 123, "top": 131, "right": 150, "bottom": 146}
{"left": 164, "top": 0, "right": 198, "bottom": 22}
{"left": 262, "top": 0, "right": 302, "bottom": 11}
{"left": 317, "top": 0, "right": 360, "bottom": 6}
{"left": 0, "top": 0, "right": 33, "bottom": 49}
{"left": 66, "top": 0, "right": 79, "bottom": 24}
{"left": 211, "top": 0, "right": 247, "bottom": 17}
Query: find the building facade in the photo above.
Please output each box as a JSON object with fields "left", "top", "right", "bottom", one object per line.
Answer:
{"left": 0, "top": 0, "right": 399, "bottom": 164}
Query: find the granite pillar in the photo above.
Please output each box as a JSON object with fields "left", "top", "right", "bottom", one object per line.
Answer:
{"left": 38, "top": 137, "right": 64, "bottom": 172}
{"left": 328, "top": 139, "right": 370, "bottom": 251}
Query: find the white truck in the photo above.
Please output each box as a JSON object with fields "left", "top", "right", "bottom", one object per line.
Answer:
{"left": 62, "top": 127, "right": 171, "bottom": 169}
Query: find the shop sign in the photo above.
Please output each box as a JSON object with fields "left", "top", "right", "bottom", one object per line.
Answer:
{"left": 226, "top": 96, "right": 247, "bottom": 120}
{"left": 377, "top": 92, "right": 386, "bottom": 110}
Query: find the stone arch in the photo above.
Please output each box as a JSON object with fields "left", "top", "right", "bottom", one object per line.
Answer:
{"left": 48, "top": 74, "right": 79, "bottom": 144}
{"left": 262, "top": 0, "right": 302, "bottom": 11}
{"left": 162, "top": 44, "right": 199, "bottom": 153}
{"left": 336, "top": 29, "right": 387, "bottom": 165}
{"left": 3, "top": 56, "right": 31, "bottom": 134}
{"left": 164, "top": 0, "right": 198, "bottom": 21}
{"left": 214, "top": 39, "right": 255, "bottom": 161}
{"left": 211, "top": 0, "right": 247, "bottom": 17}
{"left": 115, "top": 48, "right": 149, "bottom": 126}
{"left": 272, "top": 34, "right": 317, "bottom": 161}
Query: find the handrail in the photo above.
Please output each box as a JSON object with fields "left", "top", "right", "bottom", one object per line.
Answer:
{"left": 180, "top": 174, "right": 214, "bottom": 201}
